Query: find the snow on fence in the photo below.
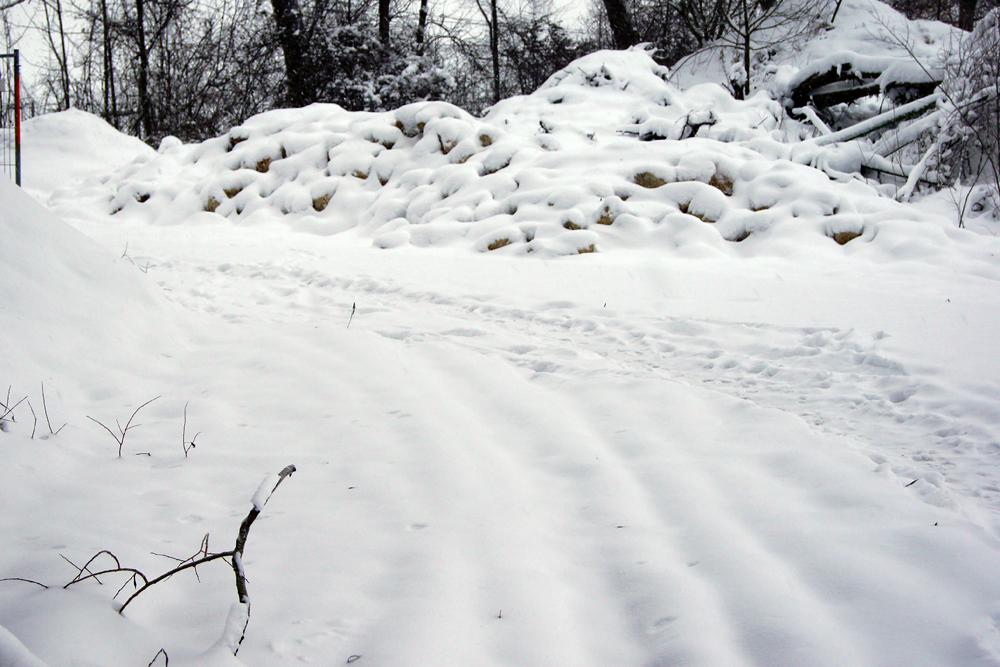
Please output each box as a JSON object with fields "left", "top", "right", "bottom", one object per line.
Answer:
{"left": 0, "top": 50, "right": 21, "bottom": 187}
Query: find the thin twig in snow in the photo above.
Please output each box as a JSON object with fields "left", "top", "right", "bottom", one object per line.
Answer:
{"left": 182, "top": 402, "right": 200, "bottom": 457}
{"left": 0, "top": 577, "right": 49, "bottom": 589}
{"left": 88, "top": 396, "right": 161, "bottom": 457}
{"left": 26, "top": 399, "right": 37, "bottom": 439}
{"left": 148, "top": 648, "right": 169, "bottom": 667}
{"left": 41, "top": 381, "right": 65, "bottom": 435}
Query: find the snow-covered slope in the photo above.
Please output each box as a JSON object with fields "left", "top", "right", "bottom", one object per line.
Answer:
{"left": 0, "top": 176, "right": 181, "bottom": 401}
{"left": 3, "top": 11, "right": 1000, "bottom": 666}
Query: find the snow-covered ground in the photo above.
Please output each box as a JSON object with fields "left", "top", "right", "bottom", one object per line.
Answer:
{"left": 3, "top": 13, "right": 1000, "bottom": 665}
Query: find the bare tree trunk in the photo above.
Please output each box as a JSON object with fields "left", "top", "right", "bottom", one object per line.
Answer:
{"left": 958, "top": 0, "right": 976, "bottom": 32}
{"left": 42, "top": 0, "right": 72, "bottom": 109}
{"left": 56, "top": 0, "right": 71, "bottom": 108}
{"left": 416, "top": 0, "right": 428, "bottom": 55}
{"left": 379, "top": 0, "right": 389, "bottom": 44}
{"left": 491, "top": 0, "right": 499, "bottom": 103}
{"left": 100, "top": 0, "right": 118, "bottom": 127}
{"left": 269, "top": 0, "right": 309, "bottom": 107}
{"left": 958, "top": 0, "right": 977, "bottom": 31}
{"left": 475, "top": 0, "right": 501, "bottom": 103}
{"left": 739, "top": 0, "right": 750, "bottom": 99}
{"left": 601, "top": 0, "right": 638, "bottom": 49}
{"left": 135, "top": 0, "right": 153, "bottom": 138}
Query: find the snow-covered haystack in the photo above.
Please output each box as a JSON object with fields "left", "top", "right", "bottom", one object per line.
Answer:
{"left": 53, "top": 46, "right": 971, "bottom": 259}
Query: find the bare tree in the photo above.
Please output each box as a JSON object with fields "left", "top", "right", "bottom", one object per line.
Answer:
{"left": 883, "top": 0, "right": 997, "bottom": 31}
{"left": 100, "top": 0, "right": 118, "bottom": 126}
{"left": 471, "top": 0, "right": 501, "bottom": 103}
{"left": 40, "top": 0, "right": 73, "bottom": 109}
{"left": 583, "top": 0, "right": 720, "bottom": 67}
{"left": 416, "top": 0, "right": 428, "bottom": 53}
{"left": 711, "top": 0, "right": 828, "bottom": 98}
{"left": 379, "top": 0, "right": 390, "bottom": 43}
{"left": 601, "top": 0, "right": 639, "bottom": 48}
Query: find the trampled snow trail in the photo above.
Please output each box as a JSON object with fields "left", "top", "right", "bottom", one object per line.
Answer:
{"left": 35, "top": 214, "right": 1000, "bottom": 666}
{"left": 94, "top": 219, "right": 1000, "bottom": 530}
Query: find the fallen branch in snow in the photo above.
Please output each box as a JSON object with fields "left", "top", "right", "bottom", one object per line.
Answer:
{"left": 147, "top": 648, "right": 168, "bottom": 667}
{"left": 87, "top": 396, "right": 160, "bottom": 457}
{"left": 809, "top": 94, "right": 941, "bottom": 146}
{"left": 40, "top": 466, "right": 296, "bottom": 654}
{"left": 112, "top": 466, "right": 296, "bottom": 617}
{"left": 98, "top": 465, "right": 296, "bottom": 654}
{"left": 897, "top": 131, "right": 946, "bottom": 202}
{"left": 62, "top": 550, "right": 149, "bottom": 591}
{"left": 0, "top": 577, "right": 49, "bottom": 589}
{"left": 794, "top": 106, "right": 833, "bottom": 136}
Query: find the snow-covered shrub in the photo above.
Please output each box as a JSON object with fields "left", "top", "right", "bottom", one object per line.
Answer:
{"left": 375, "top": 56, "right": 455, "bottom": 112}
{"left": 937, "top": 9, "right": 999, "bottom": 200}
{"left": 286, "top": 24, "right": 453, "bottom": 112}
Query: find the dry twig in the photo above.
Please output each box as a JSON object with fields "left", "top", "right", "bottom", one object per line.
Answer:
{"left": 87, "top": 396, "right": 161, "bottom": 457}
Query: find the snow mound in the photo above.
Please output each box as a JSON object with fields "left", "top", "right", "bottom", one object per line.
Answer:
{"left": 0, "top": 624, "right": 49, "bottom": 667}
{"left": 0, "top": 177, "right": 178, "bottom": 385}
{"left": 48, "top": 49, "right": 977, "bottom": 259}
{"left": 21, "top": 109, "right": 156, "bottom": 196}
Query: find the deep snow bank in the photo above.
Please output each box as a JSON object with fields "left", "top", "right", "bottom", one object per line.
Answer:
{"left": 0, "top": 176, "right": 180, "bottom": 392}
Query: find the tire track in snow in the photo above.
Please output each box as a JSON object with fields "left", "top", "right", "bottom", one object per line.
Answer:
{"left": 140, "top": 247, "right": 1000, "bottom": 533}
{"left": 58, "top": 228, "right": 1000, "bottom": 664}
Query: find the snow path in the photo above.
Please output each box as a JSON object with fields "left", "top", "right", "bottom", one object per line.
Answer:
{"left": 78, "top": 216, "right": 1000, "bottom": 531}
{"left": 8, "top": 209, "right": 988, "bottom": 664}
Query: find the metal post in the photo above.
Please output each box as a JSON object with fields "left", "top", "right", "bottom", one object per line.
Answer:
{"left": 13, "top": 49, "right": 20, "bottom": 187}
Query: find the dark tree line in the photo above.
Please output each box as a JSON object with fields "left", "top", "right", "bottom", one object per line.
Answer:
{"left": 4, "top": 0, "right": 993, "bottom": 145}
{"left": 884, "top": 0, "right": 997, "bottom": 31}
{"left": 2, "top": 0, "right": 600, "bottom": 141}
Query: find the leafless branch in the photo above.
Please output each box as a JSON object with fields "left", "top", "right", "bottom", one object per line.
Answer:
{"left": 63, "top": 550, "right": 150, "bottom": 590}
{"left": 0, "top": 577, "right": 49, "bottom": 589}
{"left": 27, "top": 399, "right": 37, "bottom": 439}
{"left": 87, "top": 396, "right": 161, "bottom": 457}
{"left": 1, "top": 390, "right": 26, "bottom": 424}
{"left": 148, "top": 648, "right": 168, "bottom": 667}
{"left": 117, "top": 550, "right": 235, "bottom": 613}
{"left": 182, "top": 401, "right": 199, "bottom": 457}
{"left": 3, "top": 466, "right": 296, "bottom": 658}
{"left": 116, "top": 464, "right": 297, "bottom": 659}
